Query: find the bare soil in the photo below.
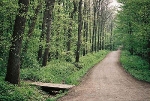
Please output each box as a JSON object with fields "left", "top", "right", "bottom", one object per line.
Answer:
{"left": 58, "top": 50, "right": 150, "bottom": 101}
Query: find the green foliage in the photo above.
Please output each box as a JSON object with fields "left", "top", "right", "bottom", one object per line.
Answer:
{"left": 0, "top": 0, "right": 18, "bottom": 74}
{"left": 21, "top": 60, "right": 77, "bottom": 83}
{"left": 115, "top": 0, "right": 150, "bottom": 58}
{"left": 21, "top": 50, "right": 109, "bottom": 85}
{"left": 0, "top": 77, "right": 49, "bottom": 101}
{"left": 61, "top": 51, "right": 74, "bottom": 62}
{"left": 120, "top": 51, "right": 150, "bottom": 82}
{"left": 21, "top": 52, "right": 40, "bottom": 69}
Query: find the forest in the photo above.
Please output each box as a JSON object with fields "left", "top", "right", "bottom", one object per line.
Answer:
{"left": 115, "top": 0, "right": 150, "bottom": 86}
{"left": 0, "top": 0, "right": 150, "bottom": 101}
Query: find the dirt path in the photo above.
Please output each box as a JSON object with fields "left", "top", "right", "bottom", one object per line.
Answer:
{"left": 58, "top": 50, "right": 150, "bottom": 101}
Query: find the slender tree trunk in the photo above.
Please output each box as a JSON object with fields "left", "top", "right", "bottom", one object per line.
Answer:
{"left": 55, "top": 32, "right": 59, "bottom": 60}
{"left": 75, "top": 0, "right": 82, "bottom": 62}
{"left": 128, "top": 22, "right": 133, "bottom": 55}
{"left": 83, "top": 1, "right": 87, "bottom": 56}
{"left": 92, "top": 7, "right": 96, "bottom": 52}
{"left": 88, "top": 0, "right": 92, "bottom": 52}
{"left": 94, "top": 14, "right": 97, "bottom": 52}
{"left": 67, "top": 1, "right": 77, "bottom": 51}
{"left": 85, "top": 20, "right": 89, "bottom": 54}
{"left": 42, "top": 0, "right": 55, "bottom": 66}
{"left": 37, "top": 1, "right": 48, "bottom": 61}
{"left": 85, "top": 0, "right": 90, "bottom": 54}
{"left": 148, "top": 42, "right": 150, "bottom": 70}
{"left": 97, "top": 19, "right": 100, "bottom": 51}
{"left": 5, "top": 0, "right": 29, "bottom": 85}
{"left": 110, "top": 21, "right": 113, "bottom": 50}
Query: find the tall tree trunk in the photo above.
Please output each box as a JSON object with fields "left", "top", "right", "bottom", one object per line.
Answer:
{"left": 67, "top": 1, "right": 77, "bottom": 51}
{"left": 91, "top": 8, "right": 96, "bottom": 52}
{"left": 83, "top": 1, "right": 87, "bottom": 56}
{"left": 37, "top": 1, "right": 48, "bottom": 61}
{"left": 110, "top": 21, "right": 113, "bottom": 50}
{"left": 128, "top": 22, "right": 133, "bottom": 55}
{"left": 5, "top": 0, "right": 29, "bottom": 85}
{"left": 148, "top": 41, "right": 150, "bottom": 70}
{"left": 75, "top": 0, "right": 82, "bottom": 62}
{"left": 97, "top": 18, "right": 100, "bottom": 51}
{"left": 85, "top": 19, "right": 89, "bottom": 54}
{"left": 42, "top": 0, "right": 55, "bottom": 66}
{"left": 92, "top": 2, "right": 97, "bottom": 52}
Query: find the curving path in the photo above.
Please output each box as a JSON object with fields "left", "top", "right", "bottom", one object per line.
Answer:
{"left": 58, "top": 50, "right": 150, "bottom": 101}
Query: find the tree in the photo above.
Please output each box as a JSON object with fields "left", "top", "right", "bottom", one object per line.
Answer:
{"left": 116, "top": 0, "right": 150, "bottom": 68}
{"left": 75, "top": 0, "right": 83, "bottom": 62}
{"left": 38, "top": 1, "right": 48, "bottom": 62}
{"left": 5, "top": 0, "right": 30, "bottom": 84}
{"left": 83, "top": 0, "right": 88, "bottom": 56}
{"left": 67, "top": 1, "right": 77, "bottom": 51}
{"left": 42, "top": 0, "right": 55, "bottom": 66}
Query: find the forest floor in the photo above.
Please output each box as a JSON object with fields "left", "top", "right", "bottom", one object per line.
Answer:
{"left": 58, "top": 50, "right": 150, "bottom": 101}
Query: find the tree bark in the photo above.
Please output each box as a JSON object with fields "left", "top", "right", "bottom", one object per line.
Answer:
{"left": 148, "top": 39, "right": 150, "bottom": 70}
{"left": 37, "top": 1, "right": 48, "bottom": 61}
{"left": 42, "top": 0, "right": 55, "bottom": 66}
{"left": 5, "top": 0, "right": 29, "bottom": 85}
{"left": 75, "top": 0, "right": 82, "bottom": 62}
{"left": 128, "top": 22, "right": 133, "bottom": 55}
{"left": 83, "top": 1, "right": 87, "bottom": 56}
{"left": 91, "top": 6, "right": 96, "bottom": 52}
{"left": 67, "top": 1, "right": 77, "bottom": 51}
{"left": 110, "top": 21, "right": 113, "bottom": 50}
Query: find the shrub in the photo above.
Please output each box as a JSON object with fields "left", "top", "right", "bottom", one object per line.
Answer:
{"left": 120, "top": 51, "right": 150, "bottom": 82}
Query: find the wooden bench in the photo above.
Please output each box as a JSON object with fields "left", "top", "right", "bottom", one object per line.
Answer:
{"left": 30, "top": 82, "right": 75, "bottom": 92}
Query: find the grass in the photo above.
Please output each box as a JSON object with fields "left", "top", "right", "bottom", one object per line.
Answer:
{"left": 21, "top": 50, "right": 109, "bottom": 85}
{"left": 0, "top": 50, "right": 109, "bottom": 101}
{"left": 65, "top": 51, "right": 109, "bottom": 85}
{"left": 120, "top": 51, "right": 150, "bottom": 82}
{"left": 0, "top": 77, "right": 49, "bottom": 101}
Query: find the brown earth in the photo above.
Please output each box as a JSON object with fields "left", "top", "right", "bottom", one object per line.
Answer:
{"left": 58, "top": 50, "right": 150, "bottom": 101}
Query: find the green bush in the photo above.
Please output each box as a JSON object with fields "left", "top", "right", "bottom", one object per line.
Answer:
{"left": 120, "top": 51, "right": 150, "bottom": 82}
{"left": 21, "top": 60, "right": 77, "bottom": 83}
{"left": 21, "top": 52, "right": 40, "bottom": 69}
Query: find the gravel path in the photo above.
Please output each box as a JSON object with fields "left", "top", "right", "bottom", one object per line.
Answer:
{"left": 58, "top": 50, "right": 150, "bottom": 101}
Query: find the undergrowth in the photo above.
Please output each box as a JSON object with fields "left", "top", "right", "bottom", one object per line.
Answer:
{"left": 21, "top": 50, "right": 109, "bottom": 85}
{"left": 0, "top": 50, "right": 109, "bottom": 101}
{"left": 120, "top": 51, "right": 150, "bottom": 82}
{"left": 0, "top": 77, "right": 49, "bottom": 101}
